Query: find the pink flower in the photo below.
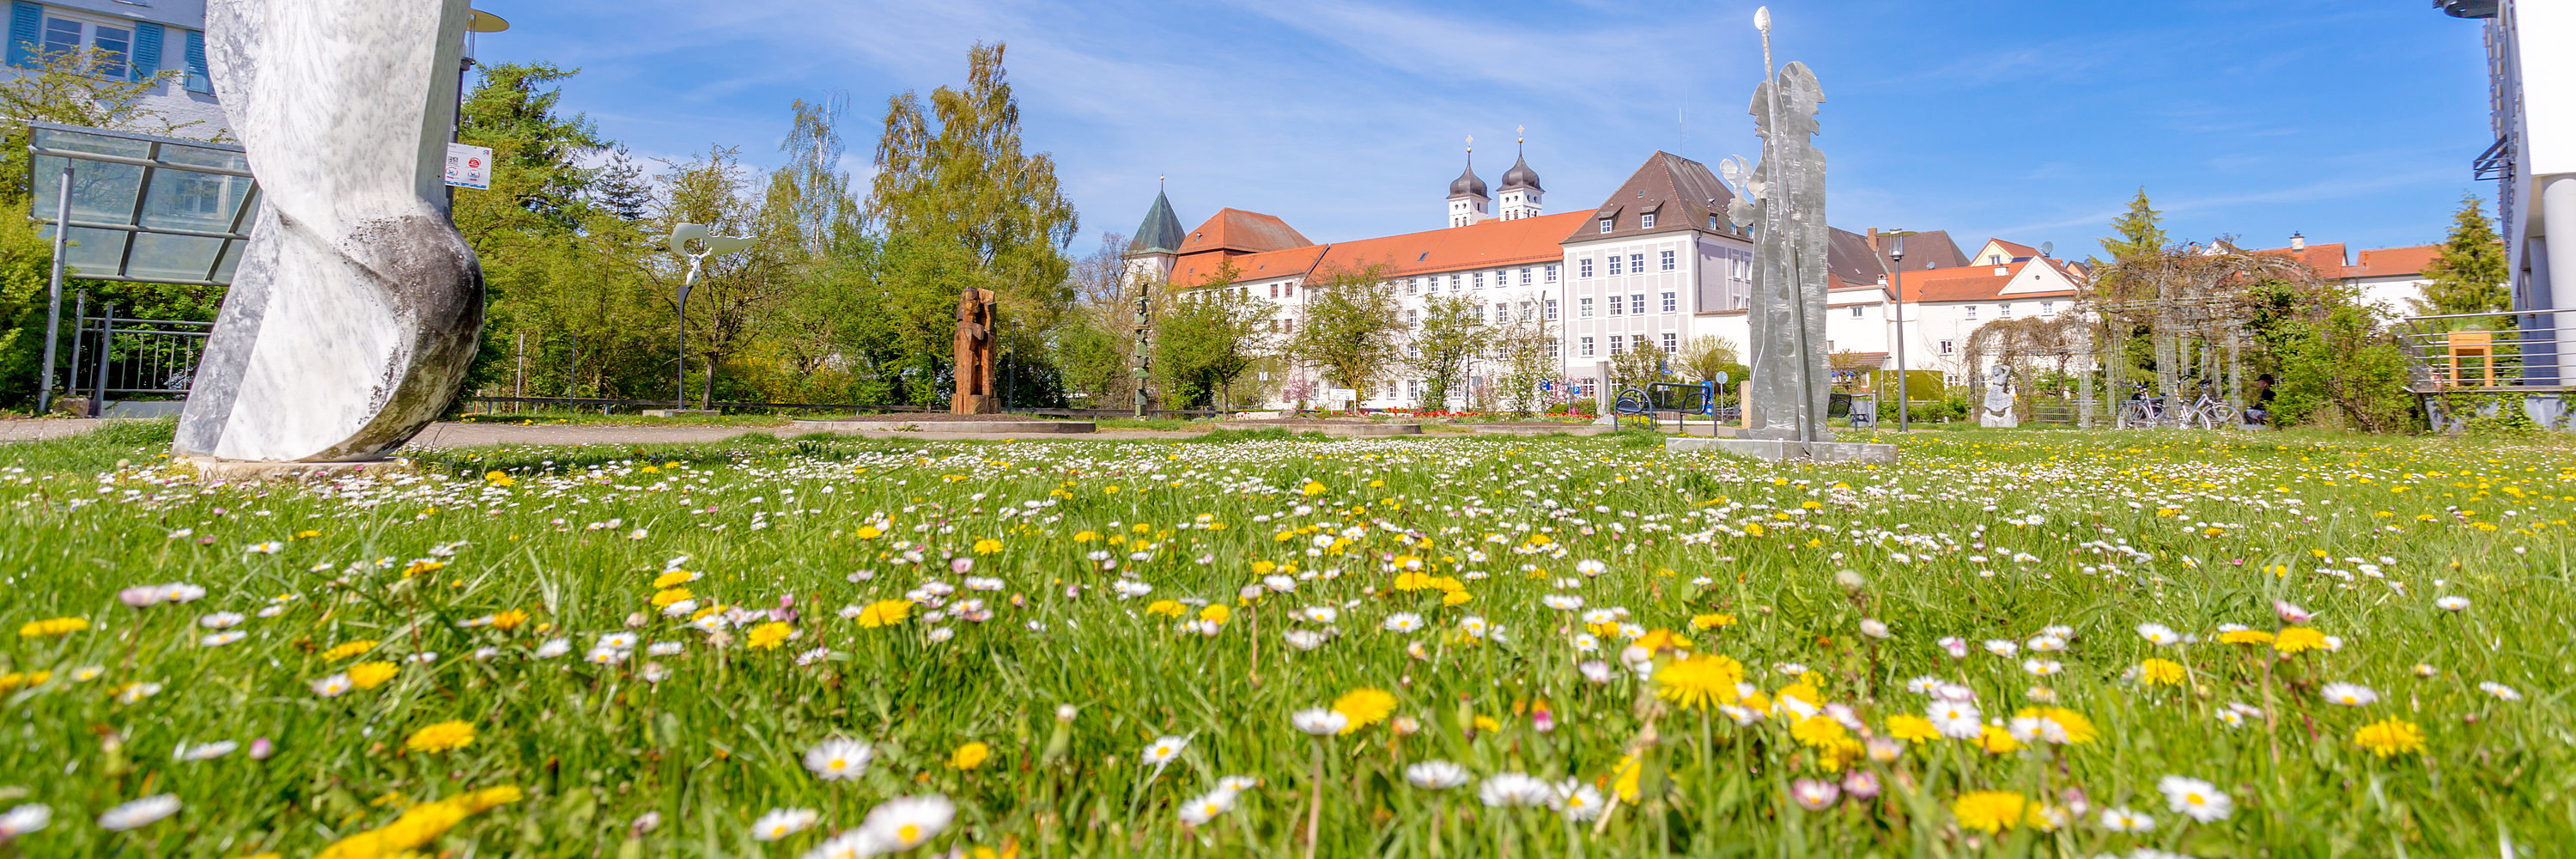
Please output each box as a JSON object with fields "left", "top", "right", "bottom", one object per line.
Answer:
{"left": 1839, "top": 771, "right": 1880, "bottom": 800}
{"left": 2273, "top": 600, "right": 2314, "bottom": 624}
{"left": 118, "top": 587, "right": 164, "bottom": 608}
{"left": 1936, "top": 637, "right": 1970, "bottom": 659}
{"left": 248, "top": 738, "right": 273, "bottom": 760}
{"left": 950, "top": 557, "right": 975, "bottom": 575}
{"left": 1789, "top": 778, "right": 1840, "bottom": 811}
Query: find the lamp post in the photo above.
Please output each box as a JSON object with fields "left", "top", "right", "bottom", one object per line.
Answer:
{"left": 665, "top": 222, "right": 754, "bottom": 411}
{"left": 1889, "top": 236, "right": 1908, "bottom": 432}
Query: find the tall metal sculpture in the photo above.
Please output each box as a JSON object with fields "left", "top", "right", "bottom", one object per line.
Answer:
{"left": 175, "top": 0, "right": 483, "bottom": 461}
{"left": 1726, "top": 8, "right": 1830, "bottom": 444}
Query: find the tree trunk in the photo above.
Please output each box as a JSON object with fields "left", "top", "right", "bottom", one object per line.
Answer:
{"left": 700, "top": 354, "right": 719, "bottom": 411}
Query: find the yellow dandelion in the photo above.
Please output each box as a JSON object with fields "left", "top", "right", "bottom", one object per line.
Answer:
{"left": 948, "top": 741, "right": 992, "bottom": 770}
{"left": 1789, "top": 716, "right": 1848, "bottom": 748}
{"left": 348, "top": 661, "right": 400, "bottom": 690}
{"left": 1145, "top": 600, "right": 1185, "bottom": 618}
{"left": 650, "top": 588, "right": 693, "bottom": 608}
{"left": 746, "top": 621, "right": 793, "bottom": 650}
{"left": 2139, "top": 658, "right": 2187, "bottom": 685}
{"left": 1885, "top": 714, "right": 1940, "bottom": 743}
{"left": 972, "top": 538, "right": 1003, "bottom": 555}
{"left": 2217, "top": 629, "right": 2275, "bottom": 646}
{"left": 18, "top": 617, "right": 89, "bottom": 637}
{"left": 1952, "top": 790, "right": 2027, "bottom": 834}
{"left": 1975, "top": 724, "right": 2021, "bottom": 754}
{"left": 650, "top": 570, "right": 696, "bottom": 589}
{"left": 1688, "top": 612, "right": 1737, "bottom": 631}
{"left": 404, "top": 720, "right": 477, "bottom": 753}
{"left": 1633, "top": 628, "right": 1693, "bottom": 653}
{"left": 489, "top": 609, "right": 529, "bottom": 631}
{"left": 1331, "top": 687, "right": 1399, "bottom": 734}
{"left": 1653, "top": 654, "right": 1745, "bottom": 710}
{"left": 2353, "top": 717, "right": 2426, "bottom": 758}
{"left": 322, "top": 639, "right": 380, "bottom": 661}
{"left": 2274, "top": 626, "right": 2329, "bottom": 654}
{"left": 1197, "top": 604, "right": 1230, "bottom": 624}
{"left": 855, "top": 600, "right": 914, "bottom": 629}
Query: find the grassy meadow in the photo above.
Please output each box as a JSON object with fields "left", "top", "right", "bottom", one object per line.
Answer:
{"left": 0, "top": 423, "right": 2570, "bottom": 858}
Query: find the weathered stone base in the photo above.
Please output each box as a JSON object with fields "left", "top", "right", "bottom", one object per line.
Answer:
{"left": 641, "top": 409, "right": 720, "bottom": 417}
{"left": 178, "top": 456, "right": 415, "bottom": 483}
{"left": 1665, "top": 437, "right": 1898, "bottom": 463}
{"left": 787, "top": 419, "right": 1095, "bottom": 434}
{"left": 1215, "top": 422, "right": 1421, "bottom": 436}
{"left": 1469, "top": 423, "right": 1613, "bottom": 436}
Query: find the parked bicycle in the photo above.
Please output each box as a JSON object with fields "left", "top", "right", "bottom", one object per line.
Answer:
{"left": 2116, "top": 383, "right": 2163, "bottom": 429}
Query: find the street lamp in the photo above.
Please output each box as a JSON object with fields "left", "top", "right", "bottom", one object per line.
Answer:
{"left": 665, "top": 222, "right": 754, "bottom": 411}
{"left": 1889, "top": 236, "right": 1908, "bottom": 432}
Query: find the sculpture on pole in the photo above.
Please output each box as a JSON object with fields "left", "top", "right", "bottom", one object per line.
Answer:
{"left": 1979, "top": 364, "right": 2020, "bottom": 428}
{"left": 952, "top": 287, "right": 1000, "bottom": 414}
{"left": 1725, "top": 6, "right": 1831, "bottom": 444}
{"left": 175, "top": 0, "right": 483, "bottom": 461}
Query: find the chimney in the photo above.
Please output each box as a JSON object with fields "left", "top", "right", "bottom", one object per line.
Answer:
{"left": 1867, "top": 227, "right": 1879, "bottom": 251}
{"left": 2289, "top": 232, "right": 2306, "bottom": 252}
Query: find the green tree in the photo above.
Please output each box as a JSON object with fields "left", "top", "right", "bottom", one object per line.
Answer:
{"left": 1488, "top": 293, "right": 1559, "bottom": 417}
{"left": 1288, "top": 265, "right": 1403, "bottom": 395}
{"left": 1678, "top": 334, "right": 1741, "bottom": 382}
{"left": 2098, "top": 188, "right": 2166, "bottom": 263}
{"left": 2415, "top": 193, "right": 2509, "bottom": 317}
{"left": 1410, "top": 295, "right": 1485, "bottom": 409}
{"left": 1153, "top": 262, "right": 1271, "bottom": 409}
{"left": 866, "top": 42, "right": 1078, "bottom": 401}
{"left": 2267, "top": 302, "right": 2416, "bottom": 432}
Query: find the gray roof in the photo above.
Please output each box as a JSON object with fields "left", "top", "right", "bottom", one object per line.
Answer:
{"left": 1499, "top": 145, "right": 1541, "bottom": 192}
{"left": 1126, "top": 190, "right": 1187, "bottom": 256}
{"left": 1448, "top": 156, "right": 1488, "bottom": 198}
{"left": 1561, "top": 151, "right": 1741, "bottom": 243}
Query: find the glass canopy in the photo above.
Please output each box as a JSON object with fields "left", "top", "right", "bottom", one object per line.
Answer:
{"left": 25, "top": 121, "right": 261, "bottom": 287}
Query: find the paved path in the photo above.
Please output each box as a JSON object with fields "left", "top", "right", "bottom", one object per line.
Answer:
{"left": 0, "top": 419, "right": 1212, "bottom": 448}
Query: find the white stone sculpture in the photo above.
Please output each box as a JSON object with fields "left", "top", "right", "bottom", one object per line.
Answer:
{"left": 174, "top": 0, "right": 483, "bottom": 462}
{"left": 1979, "top": 364, "right": 2019, "bottom": 428}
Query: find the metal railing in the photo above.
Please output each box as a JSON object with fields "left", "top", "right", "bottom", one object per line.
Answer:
{"left": 64, "top": 309, "right": 210, "bottom": 413}
{"left": 2394, "top": 308, "right": 2573, "bottom": 393}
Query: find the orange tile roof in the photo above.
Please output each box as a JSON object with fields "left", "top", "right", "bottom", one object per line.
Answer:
{"left": 2245, "top": 242, "right": 2348, "bottom": 278}
{"left": 1170, "top": 245, "right": 1328, "bottom": 289}
{"left": 1900, "top": 259, "right": 2082, "bottom": 303}
{"left": 2350, "top": 244, "right": 2440, "bottom": 278}
{"left": 1170, "top": 212, "right": 1589, "bottom": 289}
{"left": 1984, "top": 238, "right": 2038, "bottom": 258}
{"left": 1176, "top": 209, "right": 1315, "bottom": 256}
{"left": 1315, "top": 212, "right": 1589, "bottom": 279}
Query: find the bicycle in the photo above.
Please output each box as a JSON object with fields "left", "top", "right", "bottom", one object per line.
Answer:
{"left": 2183, "top": 393, "right": 2233, "bottom": 430}
{"left": 2116, "top": 384, "right": 2163, "bottom": 429}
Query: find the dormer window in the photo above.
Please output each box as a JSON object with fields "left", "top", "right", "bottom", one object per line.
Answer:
{"left": 1598, "top": 218, "right": 1613, "bottom": 234}
{"left": 1640, "top": 212, "right": 1656, "bottom": 229}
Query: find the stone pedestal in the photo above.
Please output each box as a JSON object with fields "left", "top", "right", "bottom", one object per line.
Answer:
{"left": 179, "top": 455, "right": 413, "bottom": 483}
{"left": 1980, "top": 406, "right": 2019, "bottom": 429}
{"left": 1666, "top": 436, "right": 1897, "bottom": 464}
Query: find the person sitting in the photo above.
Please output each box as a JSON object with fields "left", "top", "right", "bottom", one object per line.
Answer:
{"left": 2244, "top": 374, "right": 2275, "bottom": 426}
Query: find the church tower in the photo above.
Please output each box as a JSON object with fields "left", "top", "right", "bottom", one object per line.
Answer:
{"left": 1495, "top": 131, "right": 1543, "bottom": 221}
{"left": 1123, "top": 180, "right": 1186, "bottom": 285}
{"left": 1446, "top": 139, "right": 1490, "bottom": 228}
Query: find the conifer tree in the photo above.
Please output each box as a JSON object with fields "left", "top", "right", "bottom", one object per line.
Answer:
{"left": 2415, "top": 193, "right": 2509, "bottom": 317}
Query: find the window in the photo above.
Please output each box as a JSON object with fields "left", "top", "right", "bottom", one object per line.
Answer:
{"left": 1964, "top": 305, "right": 1978, "bottom": 320}
{"left": 1546, "top": 338, "right": 1560, "bottom": 357}
{"left": 1402, "top": 280, "right": 1414, "bottom": 295}
{"left": 1447, "top": 274, "right": 1460, "bottom": 291}
{"left": 1578, "top": 296, "right": 1594, "bottom": 318}
{"left": 1939, "top": 339, "right": 1955, "bottom": 355}
{"left": 1598, "top": 218, "right": 1613, "bottom": 234}
{"left": 1660, "top": 250, "right": 1675, "bottom": 271}
{"left": 1545, "top": 299, "right": 1558, "bottom": 320}
{"left": 1546, "top": 264, "right": 1558, "bottom": 283}
{"left": 1580, "top": 337, "right": 1595, "bottom": 356}
{"left": 1632, "top": 334, "right": 1649, "bottom": 354}
{"left": 1709, "top": 214, "right": 1721, "bottom": 230}
{"left": 1269, "top": 283, "right": 1279, "bottom": 298}
{"left": 1851, "top": 305, "right": 1864, "bottom": 318}
{"left": 1988, "top": 253, "right": 2004, "bottom": 265}
{"left": 1660, "top": 291, "right": 1676, "bottom": 313}
{"left": 1662, "top": 332, "right": 1678, "bottom": 354}
{"left": 1578, "top": 259, "right": 1593, "bottom": 278}
{"left": 1640, "top": 212, "right": 1656, "bottom": 229}
{"left": 1607, "top": 336, "right": 1624, "bottom": 355}
{"left": 1630, "top": 294, "right": 1646, "bottom": 314}
{"left": 1473, "top": 271, "right": 1485, "bottom": 289}
{"left": 41, "top": 15, "right": 134, "bottom": 78}
{"left": 1607, "top": 295, "right": 1623, "bottom": 316}
{"left": 1629, "top": 253, "right": 1644, "bottom": 272}
{"left": 1519, "top": 268, "right": 1532, "bottom": 285}
{"left": 1607, "top": 256, "right": 1623, "bottom": 277}
{"left": 1406, "top": 308, "right": 1418, "bottom": 324}
{"left": 1474, "top": 303, "right": 1486, "bottom": 322}
{"left": 2041, "top": 301, "right": 2057, "bottom": 317}
{"left": 1999, "top": 302, "right": 2014, "bottom": 319}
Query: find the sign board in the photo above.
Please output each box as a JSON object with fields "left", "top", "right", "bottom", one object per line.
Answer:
{"left": 1327, "top": 387, "right": 1358, "bottom": 405}
{"left": 443, "top": 143, "right": 492, "bottom": 190}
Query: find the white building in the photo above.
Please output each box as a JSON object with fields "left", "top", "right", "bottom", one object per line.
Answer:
{"left": 2439, "top": 0, "right": 2572, "bottom": 423}
{"left": 3, "top": 1, "right": 227, "bottom": 137}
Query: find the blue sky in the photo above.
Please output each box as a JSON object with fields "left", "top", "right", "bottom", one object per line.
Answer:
{"left": 476, "top": 0, "right": 2495, "bottom": 260}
